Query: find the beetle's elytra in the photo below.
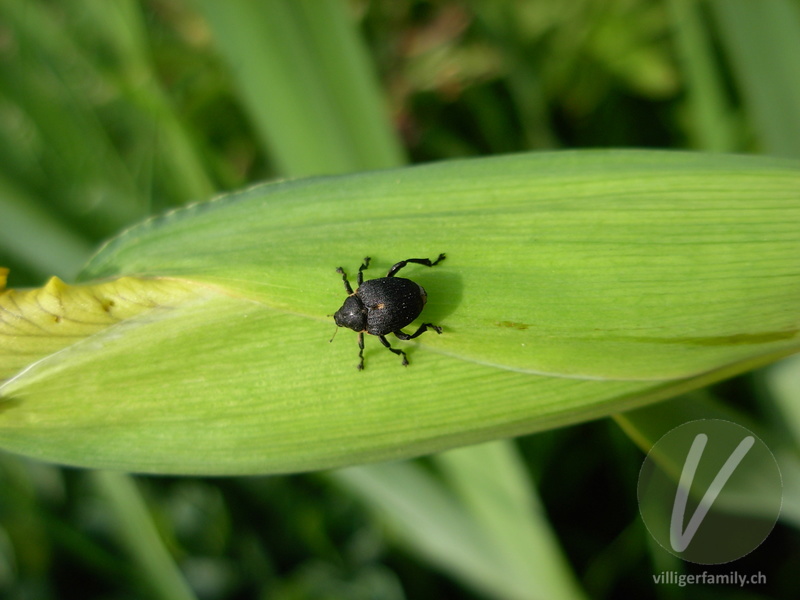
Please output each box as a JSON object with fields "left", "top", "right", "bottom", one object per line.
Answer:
{"left": 332, "top": 254, "right": 446, "bottom": 370}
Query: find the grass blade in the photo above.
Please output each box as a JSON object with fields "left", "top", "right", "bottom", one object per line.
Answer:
{"left": 191, "top": 0, "right": 404, "bottom": 176}
{"left": 710, "top": 0, "right": 800, "bottom": 158}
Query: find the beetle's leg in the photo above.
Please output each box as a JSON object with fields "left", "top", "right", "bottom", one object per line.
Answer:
{"left": 386, "top": 253, "right": 446, "bottom": 277}
{"left": 394, "top": 323, "right": 442, "bottom": 340}
{"left": 336, "top": 267, "right": 354, "bottom": 295}
{"left": 357, "top": 256, "right": 371, "bottom": 286}
{"left": 378, "top": 335, "right": 409, "bottom": 366}
{"left": 357, "top": 331, "right": 365, "bottom": 370}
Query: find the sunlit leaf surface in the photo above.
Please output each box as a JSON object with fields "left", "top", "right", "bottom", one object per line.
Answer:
{"left": 1, "top": 150, "right": 799, "bottom": 474}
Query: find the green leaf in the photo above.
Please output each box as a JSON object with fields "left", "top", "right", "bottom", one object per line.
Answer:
{"left": 91, "top": 471, "right": 198, "bottom": 600}
{"left": 667, "top": 0, "right": 737, "bottom": 152}
{"left": 434, "top": 442, "right": 586, "bottom": 600}
{"left": 335, "top": 445, "right": 587, "bottom": 600}
{"left": 1, "top": 150, "right": 799, "bottom": 474}
{"left": 710, "top": 0, "right": 800, "bottom": 158}
{"left": 0, "top": 269, "right": 201, "bottom": 382}
{"left": 191, "top": 0, "right": 404, "bottom": 176}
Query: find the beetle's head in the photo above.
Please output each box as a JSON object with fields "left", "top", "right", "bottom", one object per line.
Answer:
{"left": 334, "top": 295, "right": 367, "bottom": 332}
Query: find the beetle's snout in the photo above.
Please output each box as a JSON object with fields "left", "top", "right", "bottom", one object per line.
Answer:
{"left": 332, "top": 307, "right": 348, "bottom": 327}
{"left": 333, "top": 296, "right": 367, "bottom": 332}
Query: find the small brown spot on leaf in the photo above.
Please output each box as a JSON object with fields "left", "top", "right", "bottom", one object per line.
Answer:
{"left": 496, "top": 320, "right": 530, "bottom": 330}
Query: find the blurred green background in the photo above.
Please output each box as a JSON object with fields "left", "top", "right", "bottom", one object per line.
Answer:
{"left": 1, "top": 1, "right": 799, "bottom": 598}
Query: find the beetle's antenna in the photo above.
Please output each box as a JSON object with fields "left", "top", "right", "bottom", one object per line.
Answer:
{"left": 329, "top": 326, "right": 339, "bottom": 343}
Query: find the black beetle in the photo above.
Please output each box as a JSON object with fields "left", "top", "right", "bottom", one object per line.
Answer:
{"left": 332, "top": 253, "right": 446, "bottom": 370}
